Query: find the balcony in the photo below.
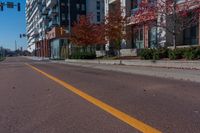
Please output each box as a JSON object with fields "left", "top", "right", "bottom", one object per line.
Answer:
{"left": 33, "top": 29, "right": 39, "bottom": 36}
{"left": 49, "top": 19, "right": 58, "bottom": 27}
{"left": 46, "top": 0, "right": 57, "bottom": 8}
{"left": 42, "top": 6, "right": 49, "bottom": 15}
{"left": 42, "top": 0, "right": 46, "bottom": 5}
{"left": 44, "top": 17, "right": 50, "bottom": 25}
{"left": 48, "top": 8, "right": 59, "bottom": 18}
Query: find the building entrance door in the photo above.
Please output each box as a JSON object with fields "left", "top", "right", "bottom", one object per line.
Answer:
{"left": 134, "top": 28, "right": 144, "bottom": 49}
{"left": 149, "top": 26, "right": 157, "bottom": 48}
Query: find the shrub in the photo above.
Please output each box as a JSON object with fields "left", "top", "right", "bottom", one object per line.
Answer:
{"left": 152, "top": 49, "right": 160, "bottom": 60}
{"left": 196, "top": 47, "right": 200, "bottom": 59}
{"left": 168, "top": 48, "right": 184, "bottom": 60}
{"left": 0, "top": 57, "right": 5, "bottom": 61}
{"left": 139, "top": 48, "right": 153, "bottom": 60}
{"left": 139, "top": 47, "right": 200, "bottom": 60}
{"left": 183, "top": 48, "right": 195, "bottom": 60}
{"left": 70, "top": 52, "right": 96, "bottom": 59}
{"left": 183, "top": 47, "right": 200, "bottom": 60}
{"left": 140, "top": 48, "right": 168, "bottom": 60}
{"left": 158, "top": 48, "right": 169, "bottom": 59}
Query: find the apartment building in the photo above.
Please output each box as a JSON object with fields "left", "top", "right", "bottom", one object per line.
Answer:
{"left": 26, "top": 0, "right": 41, "bottom": 53}
{"left": 26, "top": 0, "right": 105, "bottom": 59}
{"left": 105, "top": 0, "right": 200, "bottom": 54}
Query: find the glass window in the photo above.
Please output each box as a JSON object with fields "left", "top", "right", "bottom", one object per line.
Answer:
{"left": 61, "top": 2, "right": 65, "bottom": 7}
{"left": 97, "top": 1, "right": 100, "bottom": 10}
{"left": 62, "top": 13, "right": 66, "bottom": 21}
{"left": 97, "top": 12, "right": 101, "bottom": 22}
{"left": 81, "top": 4, "right": 85, "bottom": 11}
{"left": 76, "top": 4, "right": 80, "bottom": 10}
{"left": 140, "top": 28, "right": 143, "bottom": 41}
{"left": 77, "top": 14, "right": 80, "bottom": 21}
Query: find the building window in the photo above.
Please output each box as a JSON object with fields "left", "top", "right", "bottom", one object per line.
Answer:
{"left": 97, "top": 1, "right": 100, "bottom": 10}
{"left": 131, "top": 0, "right": 141, "bottom": 9}
{"left": 81, "top": 4, "right": 85, "bottom": 11}
{"left": 61, "top": 2, "right": 65, "bottom": 7}
{"left": 62, "top": 13, "right": 66, "bottom": 21}
{"left": 77, "top": 14, "right": 80, "bottom": 21}
{"left": 97, "top": 12, "right": 101, "bottom": 22}
{"left": 76, "top": 4, "right": 80, "bottom": 10}
{"left": 183, "top": 25, "right": 199, "bottom": 45}
{"left": 176, "top": 0, "right": 185, "bottom": 4}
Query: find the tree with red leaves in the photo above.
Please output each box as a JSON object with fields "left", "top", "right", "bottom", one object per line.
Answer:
{"left": 134, "top": 0, "right": 200, "bottom": 49}
{"left": 70, "top": 15, "right": 105, "bottom": 50}
{"left": 104, "top": 0, "right": 128, "bottom": 56}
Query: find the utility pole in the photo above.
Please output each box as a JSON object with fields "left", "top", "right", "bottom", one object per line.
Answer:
{"left": 0, "top": 46, "right": 4, "bottom": 59}
{"left": 67, "top": 0, "right": 71, "bottom": 59}
{"left": 68, "top": 0, "right": 71, "bottom": 33}
{"left": 15, "top": 40, "right": 17, "bottom": 51}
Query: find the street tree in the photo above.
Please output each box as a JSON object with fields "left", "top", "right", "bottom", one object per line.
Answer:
{"left": 70, "top": 15, "right": 105, "bottom": 52}
{"left": 104, "top": 0, "right": 128, "bottom": 56}
{"left": 134, "top": 0, "right": 200, "bottom": 49}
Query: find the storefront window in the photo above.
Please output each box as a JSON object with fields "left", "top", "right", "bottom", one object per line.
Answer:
{"left": 51, "top": 39, "right": 60, "bottom": 59}
{"left": 149, "top": 26, "right": 157, "bottom": 48}
{"left": 133, "top": 27, "right": 144, "bottom": 49}
{"left": 183, "top": 25, "right": 199, "bottom": 45}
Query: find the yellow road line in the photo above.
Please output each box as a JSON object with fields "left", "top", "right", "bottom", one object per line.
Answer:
{"left": 26, "top": 63, "right": 162, "bottom": 133}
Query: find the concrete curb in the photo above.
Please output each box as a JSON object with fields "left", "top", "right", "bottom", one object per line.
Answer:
{"left": 25, "top": 56, "right": 50, "bottom": 61}
{"left": 65, "top": 59, "right": 200, "bottom": 70}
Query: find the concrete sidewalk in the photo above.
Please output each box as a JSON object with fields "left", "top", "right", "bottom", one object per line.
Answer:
{"left": 64, "top": 59, "right": 200, "bottom": 70}
{"left": 53, "top": 60, "right": 200, "bottom": 83}
{"left": 25, "top": 56, "right": 200, "bottom": 70}
{"left": 25, "top": 56, "right": 50, "bottom": 61}
{"left": 25, "top": 56, "right": 200, "bottom": 83}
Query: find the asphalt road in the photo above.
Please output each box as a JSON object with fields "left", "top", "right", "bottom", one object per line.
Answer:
{"left": 0, "top": 57, "right": 200, "bottom": 133}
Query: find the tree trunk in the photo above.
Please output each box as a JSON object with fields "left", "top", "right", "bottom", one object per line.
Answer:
{"left": 118, "top": 48, "right": 121, "bottom": 58}
{"left": 173, "top": 32, "right": 176, "bottom": 49}
{"left": 116, "top": 40, "right": 121, "bottom": 57}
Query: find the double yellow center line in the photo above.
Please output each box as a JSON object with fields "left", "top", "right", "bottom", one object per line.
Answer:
{"left": 26, "top": 63, "right": 162, "bottom": 133}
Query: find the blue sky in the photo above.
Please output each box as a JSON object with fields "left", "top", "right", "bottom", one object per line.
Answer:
{"left": 0, "top": 0, "right": 26, "bottom": 50}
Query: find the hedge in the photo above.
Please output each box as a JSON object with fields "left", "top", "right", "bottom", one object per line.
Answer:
{"left": 0, "top": 57, "right": 5, "bottom": 61}
{"left": 70, "top": 51, "right": 96, "bottom": 59}
{"left": 139, "top": 47, "right": 200, "bottom": 60}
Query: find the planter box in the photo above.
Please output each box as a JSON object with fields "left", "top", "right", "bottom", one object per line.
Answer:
{"left": 96, "top": 50, "right": 106, "bottom": 57}
{"left": 120, "top": 49, "right": 137, "bottom": 57}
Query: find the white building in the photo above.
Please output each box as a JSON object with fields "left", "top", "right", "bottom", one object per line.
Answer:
{"left": 26, "top": 0, "right": 42, "bottom": 52}
{"left": 26, "top": 0, "right": 106, "bottom": 58}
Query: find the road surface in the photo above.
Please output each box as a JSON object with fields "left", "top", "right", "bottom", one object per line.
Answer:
{"left": 0, "top": 57, "right": 199, "bottom": 133}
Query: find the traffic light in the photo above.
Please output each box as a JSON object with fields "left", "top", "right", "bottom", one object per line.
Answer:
{"left": 7, "top": 2, "right": 14, "bottom": 8}
{"left": 17, "top": 3, "right": 20, "bottom": 12}
{"left": 0, "top": 3, "right": 3, "bottom": 11}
